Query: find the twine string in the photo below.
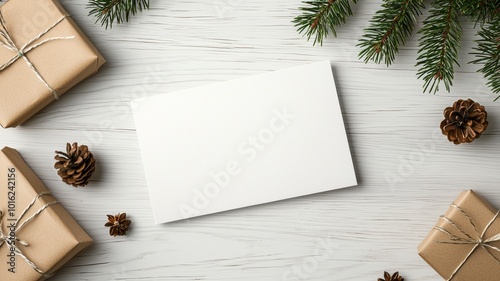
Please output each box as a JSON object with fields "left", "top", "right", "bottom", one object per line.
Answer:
{"left": 433, "top": 204, "right": 500, "bottom": 280}
{"left": 0, "top": 11, "right": 74, "bottom": 100}
{"left": 0, "top": 192, "right": 60, "bottom": 278}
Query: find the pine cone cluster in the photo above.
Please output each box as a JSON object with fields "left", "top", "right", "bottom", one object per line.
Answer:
{"left": 440, "top": 99, "right": 488, "bottom": 144}
{"left": 54, "top": 142, "right": 96, "bottom": 187}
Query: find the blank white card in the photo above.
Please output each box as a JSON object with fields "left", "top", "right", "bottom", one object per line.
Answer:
{"left": 132, "top": 61, "right": 357, "bottom": 224}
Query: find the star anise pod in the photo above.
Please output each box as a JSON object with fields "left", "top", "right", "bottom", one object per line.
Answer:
{"left": 440, "top": 99, "right": 488, "bottom": 144}
{"left": 105, "top": 213, "right": 131, "bottom": 237}
{"left": 378, "top": 271, "right": 404, "bottom": 281}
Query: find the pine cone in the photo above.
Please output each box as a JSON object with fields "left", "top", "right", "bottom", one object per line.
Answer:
{"left": 54, "top": 142, "right": 96, "bottom": 187}
{"left": 378, "top": 271, "right": 404, "bottom": 281}
{"left": 440, "top": 99, "right": 488, "bottom": 144}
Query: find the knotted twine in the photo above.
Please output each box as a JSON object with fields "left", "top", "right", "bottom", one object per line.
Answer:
{"left": 0, "top": 191, "right": 60, "bottom": 278}
{"left": 0, "top": 10, "right": 74, "bottom": 100}
{"left": 434, "top": 203, "right": 500, "bottom": 281}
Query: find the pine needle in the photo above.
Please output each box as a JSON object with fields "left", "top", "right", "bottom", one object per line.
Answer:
{"left": 460, "top": 0, "right": 499, "bottom": 25}
{"left": 358, "top": 0, "right": 425, "bottom": 66}
{"left": 293, "top": 0, "right": 358, "bottom": 46}
{"left": 416, "top": 0, "right": 463, "bottom": 93}
{"left": 88, "top": 0, "right": 150, "bottom": 29}
{"left": 471, "top": 16, "right": 500, "bottom": 100}
{"left": 294, "top": 0, "right": 500, "bottom": 98}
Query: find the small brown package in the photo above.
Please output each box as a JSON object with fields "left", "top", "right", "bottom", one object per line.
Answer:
{"left": 0, "top": 147, "right": 93, "bottom": 280}
{"left": 0, "top": 0, "right": 105, "bottom": 128}
{"left": 418, "top": 190, "right": 500, "bottom": 281}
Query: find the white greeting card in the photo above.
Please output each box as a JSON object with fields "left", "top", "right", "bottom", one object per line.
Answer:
{"left": 132, "top": 61, "right": 357, "bottom": 224}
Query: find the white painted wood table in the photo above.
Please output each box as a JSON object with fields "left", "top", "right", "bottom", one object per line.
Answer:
{"left": 1, "top": 0, "right": 500, "bottom": 280}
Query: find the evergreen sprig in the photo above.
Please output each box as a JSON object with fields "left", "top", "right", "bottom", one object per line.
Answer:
{"left": 358, "top": 0, "right": 425, "bottom": 66}
{"left": 460, "top": 0, "right": 499, "bottom": 25}
{"left": 293, "top": 0, "right": 358, "bottom": 46}
{"left": 471, "top": 16, "right": 500, "bottom": 99}
{"left": 294, "top": 0, "right": 500, "bottom": 99}
{"left": 416, "top": 0, "right": 463, "bottom": 93}
{"left": 88, "top": 0, "right": 150, "bottom": 29}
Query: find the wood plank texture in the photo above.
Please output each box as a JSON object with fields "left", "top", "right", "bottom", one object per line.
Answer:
{"left": 1, "top": 0, "right": 500, "bottom": 280}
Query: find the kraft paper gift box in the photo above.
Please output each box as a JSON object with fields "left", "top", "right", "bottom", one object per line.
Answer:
{"left": 418, "top": 190, "right": 500, "bottom": 281}
{"left": 0, "top": 0, "right": 105, "bottom": 128}
{"left": 0, "top": 147, "right": 93, "bottom": 280}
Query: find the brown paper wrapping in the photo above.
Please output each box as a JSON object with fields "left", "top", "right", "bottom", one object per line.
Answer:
{"left": 0, "top": 147, "right": 93, "bottom": 280}
{"left": 0, "top": 0, "right": 105, "bottom": 128}
{"left": 418, "top": 190, "right": 500, "bottom": 281}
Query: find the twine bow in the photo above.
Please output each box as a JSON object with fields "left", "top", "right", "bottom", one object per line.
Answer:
{"left": 434, "top": 203, "right": 500, "bottom": 281}
{"left": 0, "top": 191, "right": 60, "bottom": 278}
{"left": 0, "top": 11, "right": 74, "bottom": 100}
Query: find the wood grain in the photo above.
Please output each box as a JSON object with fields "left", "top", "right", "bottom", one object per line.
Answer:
{"left": 1, "top": 0, "right": 500, "bottom": 280}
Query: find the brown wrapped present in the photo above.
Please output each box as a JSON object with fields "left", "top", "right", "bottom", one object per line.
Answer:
{"left": 418, "top": 190, "right": 500, "bottom": 281}
{"left": 0, "top": 147, "right": 93, "bottom": 280}
{"left": 0, "top": 0, "right": 105, "bottom": 128}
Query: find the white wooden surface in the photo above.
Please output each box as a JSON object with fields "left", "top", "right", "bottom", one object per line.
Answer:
{"left": 2, "top": 1, "right": 500, "bottom": 280}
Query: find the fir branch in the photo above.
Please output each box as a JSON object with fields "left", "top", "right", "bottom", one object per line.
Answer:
{"left": 293, "top": 0, "right": 358, "bottom": 46}
{"left": 358, "top": 0, "right": 424, "bottom": 66}
{"left": 460, "top": 0, "right": 499, "bottom": 25}
{"left": 88, "top": 0, "right": 149, "bottom": 29}
{"left": 416, "top": 0, "right": 463, "bottom": 93}
{"left": 471, "top": 16, "right": 500, "bottom": 100}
